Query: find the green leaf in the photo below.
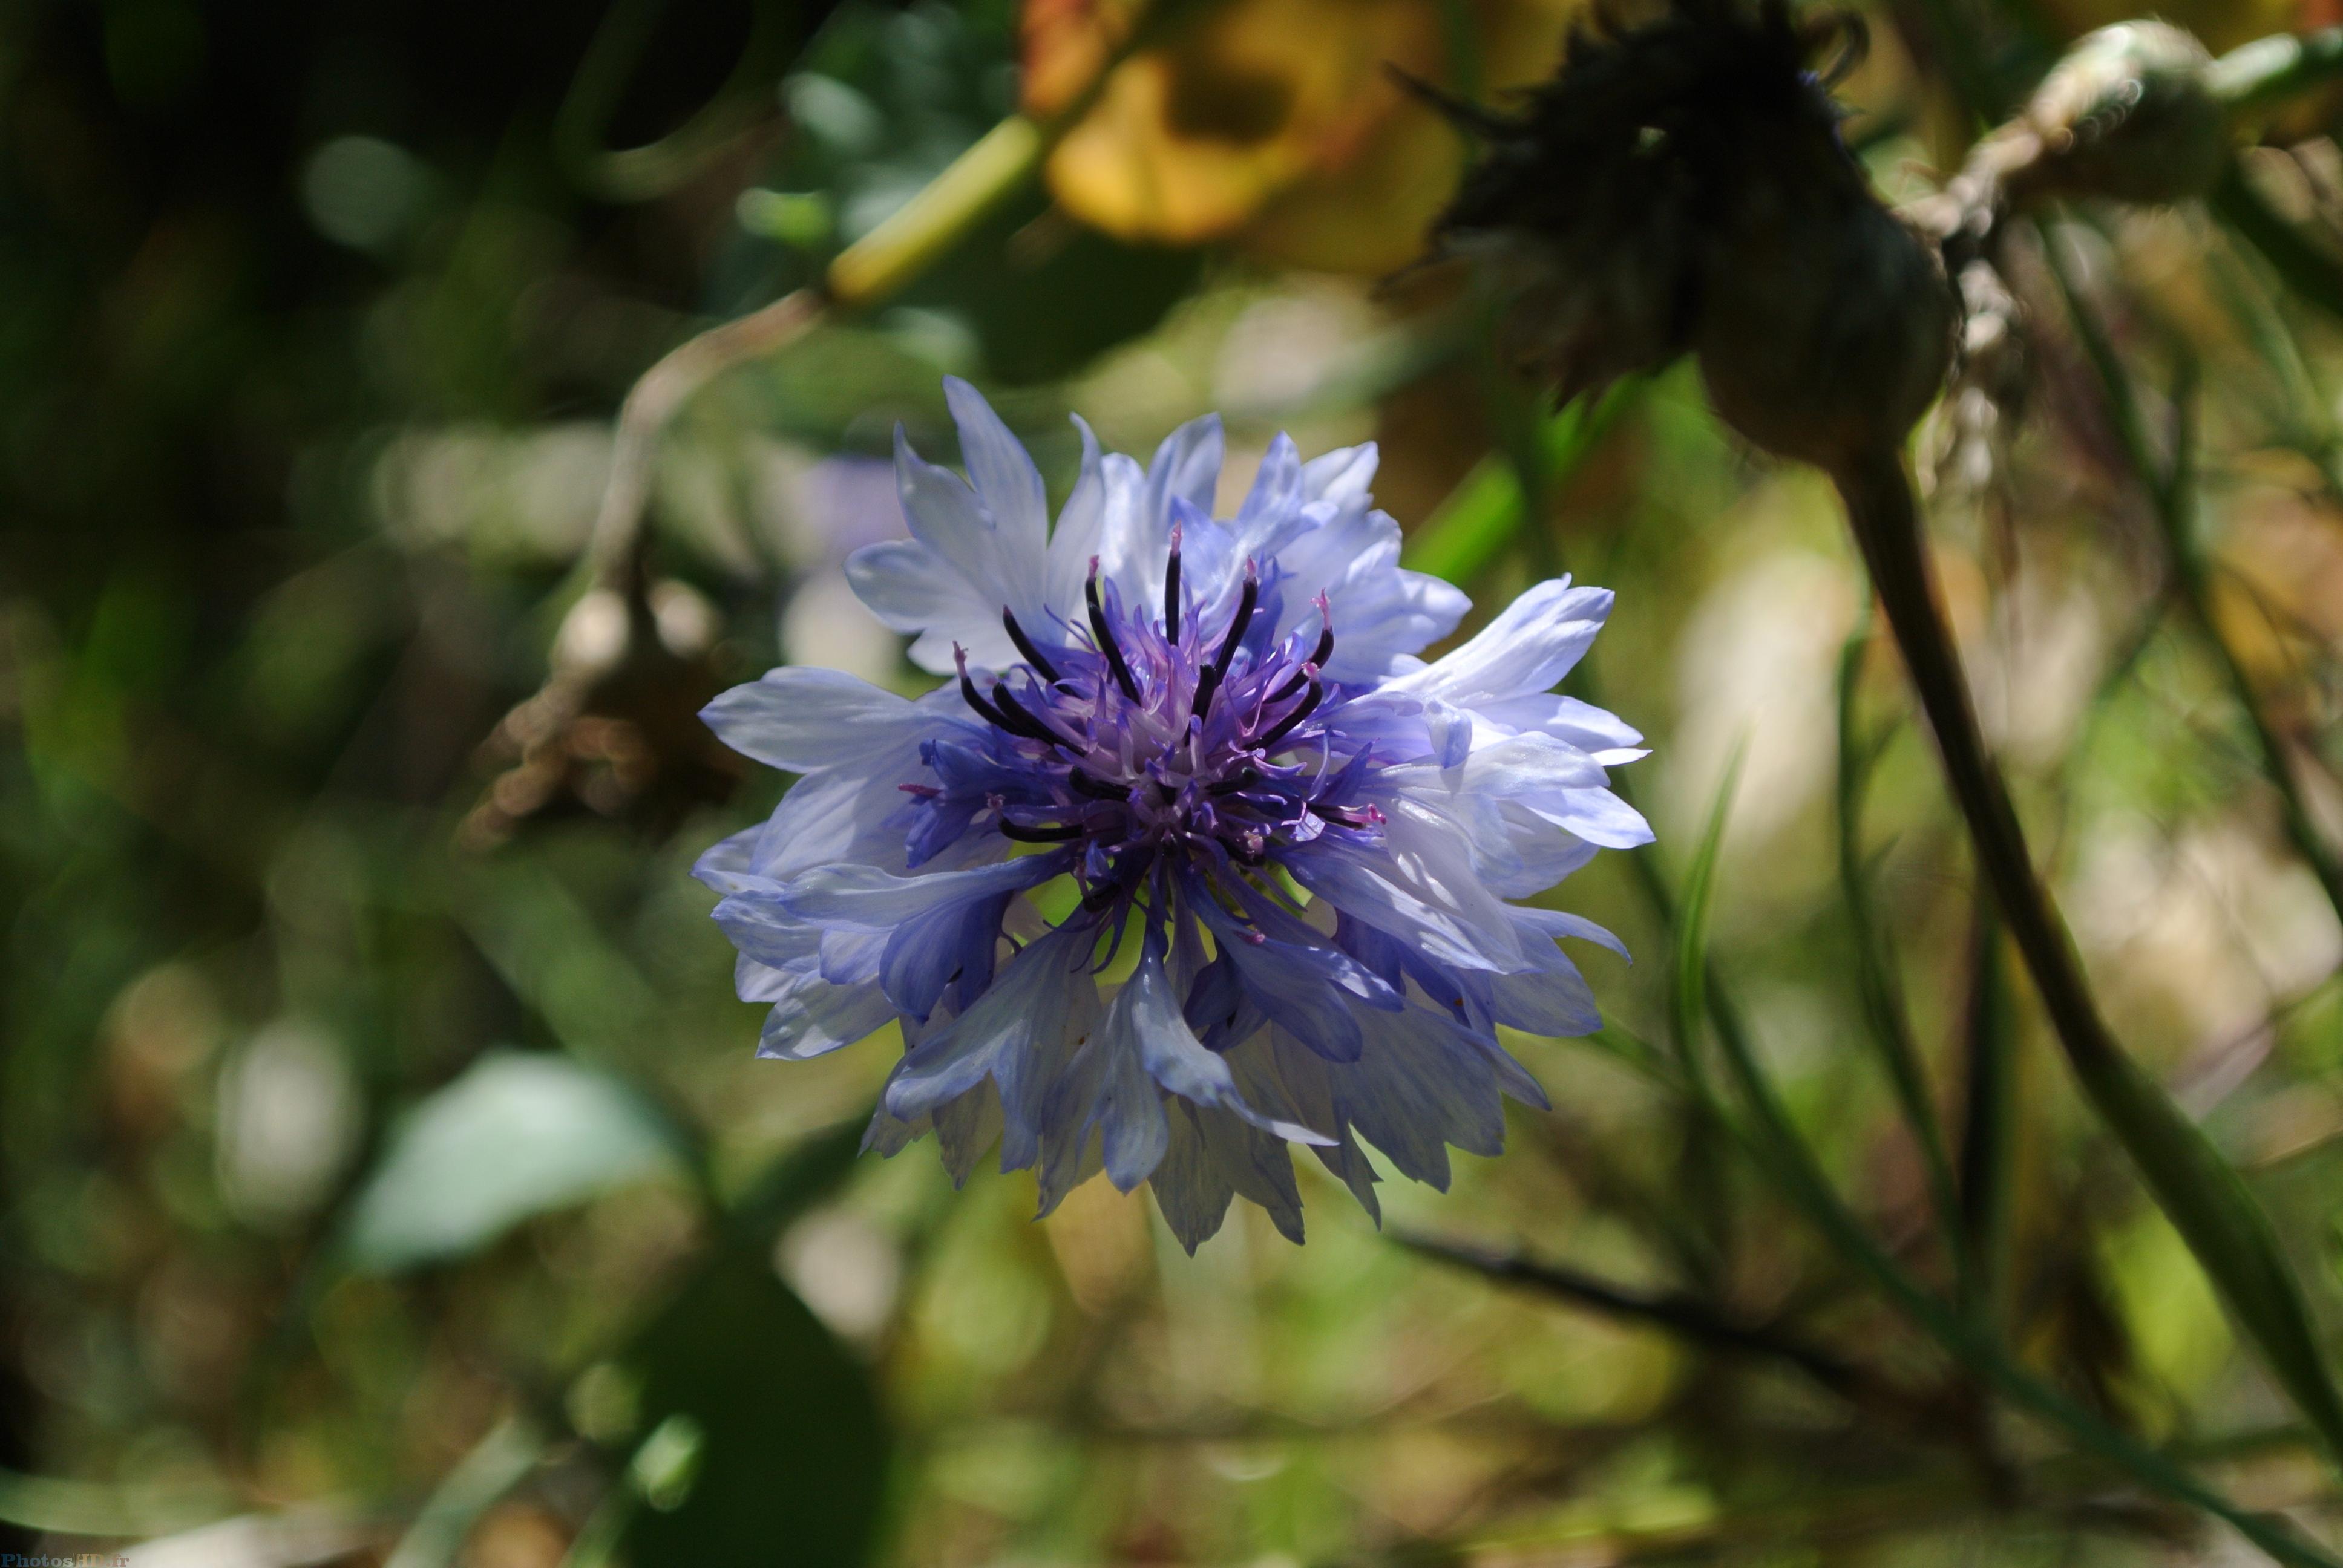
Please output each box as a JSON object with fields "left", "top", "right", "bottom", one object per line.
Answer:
{"left": 615, "top": 1249, "right": 891, "bottom": 1568}
{"left": 343, "top": 1051, "right": 687, "bottom": 1272}
{"left": 1669, "top": 737, "right": 1746, "bottom": 1093}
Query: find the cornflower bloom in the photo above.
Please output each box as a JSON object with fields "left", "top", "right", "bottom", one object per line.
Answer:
{"left": 698, "top": 380, "right": 1650, "bottom": 1248}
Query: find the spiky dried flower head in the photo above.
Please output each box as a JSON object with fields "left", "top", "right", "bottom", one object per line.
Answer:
{"left": 1420, "top": 0, "right": 1954, "bottom": 477}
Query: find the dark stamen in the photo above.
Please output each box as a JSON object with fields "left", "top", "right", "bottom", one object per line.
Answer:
{"left": 1086, "top": 559, "right": 1142, "bottom": 704}
{"left": 991, "top": 684, "right": 1064, "bottom": 746}
{"left": 1000, "top": 820, "right": 1089, "bottom": 843}
{"left": 1308, "top": 619, "right": 1335, "bottom": 670}
{"left": 1255, "top": 680, "right": 1323, "bottom": 750}
{"left": 1164, "top": 524, "right": 1183, "bottom": 644}
{"left": 1154, "top": 779, "right": 1178, "bottom": 805}
{"left": 1001, "top": 608, "right": 1062, "bottom": 684}
{"left": 1069, "top": 770, "right": 1128, "bottom": 800}
{"left": 956, "top": 646, "right": 1012, "bottom": 730}
{"left": 1208, "top": 769, "right": 1261, "bottom": 797}
{"left": 1081, "top": 846, "right": 1157, "bottom": 911}
{"left": 1193, "top": 563, "right": 1259, "bottom": 722}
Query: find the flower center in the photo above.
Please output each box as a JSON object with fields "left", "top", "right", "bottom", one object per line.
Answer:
{"left": 909, "top": 532, "right": 1383, "bottom": 913}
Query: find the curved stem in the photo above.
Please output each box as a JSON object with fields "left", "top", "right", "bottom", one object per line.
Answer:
{"left": 1834, "top": 447, "right": 2343, "bottom": 1474}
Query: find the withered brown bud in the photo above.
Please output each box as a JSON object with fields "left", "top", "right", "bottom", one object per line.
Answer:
{"left": 1423, "top": 0, "right": 1954, "bottom": 474}
{"left": 1697, "top": 187, "right": 1955, "bottom": 474}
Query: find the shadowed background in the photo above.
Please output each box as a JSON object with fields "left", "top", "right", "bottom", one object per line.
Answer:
{"left": 12, "top": 0, "right": 2343, "bottom": 1563}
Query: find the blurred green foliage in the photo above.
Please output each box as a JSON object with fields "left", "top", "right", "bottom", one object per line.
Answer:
{"left": 15, "top": 0, "right": 2343, "bottom": 1564}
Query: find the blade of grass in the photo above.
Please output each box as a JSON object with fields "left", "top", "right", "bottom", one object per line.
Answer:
{"left": 1670, "top": 737, "right": 1743, "bottom": 1100}
{"left": 382, "top": 1416, "right": 547, "bottom": 1568}
{"left": 1673, "top": 762, "right": 2343, "bottom": 1568}
{"left": 1956, "top": 900, "right": 2016, "bottom": 1327}
{"left": 1837, "top": 606, "right": 1968, "bottom": 1290}
{"left": 2211, "top": 164, "right": 2343, "bottom": 327}
{"left": 1662, "top": 739, "right": 1748, "bottom": 1287}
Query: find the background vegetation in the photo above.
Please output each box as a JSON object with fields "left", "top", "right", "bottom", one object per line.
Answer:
{"left": 13, "top": 0, "right": 2343, "bottom": 1562}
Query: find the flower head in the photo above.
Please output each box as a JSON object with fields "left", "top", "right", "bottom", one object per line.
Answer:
{"left": 697, "top": 379, "right": 1651, "bottom": 1249}
{"left": 1421, "top": 0, "right": 1952, "bottom": 474}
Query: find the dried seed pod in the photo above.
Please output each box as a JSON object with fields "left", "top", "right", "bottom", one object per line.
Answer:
{"left": 1425, "top": 0, "right": 1953, "bottom": 473}
{"left": 1696, "top": 186, "right": 1956, "bottom": 474}
{"left": 1423, "top": 0, "right": 1840, "bottom": 403}
{"left": 2008, "top": 22, "right": 2226, "bottom": 207}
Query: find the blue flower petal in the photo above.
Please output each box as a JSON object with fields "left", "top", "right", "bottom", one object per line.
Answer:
{"left": 943, "top": 376, "right": 1048, "bottom": 562}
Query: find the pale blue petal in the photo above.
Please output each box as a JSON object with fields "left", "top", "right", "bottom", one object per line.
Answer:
{"left": 1391, "top": 577, "right": 1614, "bottom": 706}
{"left": 1041, "top": 415, "right": 1109, "bottom": 629}
{"left": 1287, "top": 798, "right": 1529, "bottom": 973}
{"left": 701, "top": 666, "right": 958, "bottom": 774}
{"left": 1149, "top": 1102, "right": 1237, "bottom": 1253}
{"left": 942, "top": 376, "right": 1047, "bottom": 561}
{"left": 756, "top": 979, "right": 894, "bottom": 1060}
{"left": 881, "top": 923, "right": 1096, "bottom": 1123}
{"left": 1110, "top": 954, "right": 1331, "bottom": 1154}
{"left": 1517, "top": 904, "right": 1631, "bottom": 961}
{"left": 778, "top": 851, "right": 1069, "bottom": 930}
{"left": 1149, "top": 1100, "right": 1304, "bottom": 1252}
{"left": 845, "top": 537, "right": 1014, "bottom": 674}
{"left": 936, "top": 1082, "right": 1006, "bottom": 1186}
{"left": 1234, "top": 432, "right": 1301, "bottom": 535}
{"left": 1474, "top": 691, "right": 1647, "bottom": 754}
{"left": 1147, "top": 412, "right": 1224, "bottom": 521}
{"left": 1297, "top": 442, "right": 1377, "bottom": 503}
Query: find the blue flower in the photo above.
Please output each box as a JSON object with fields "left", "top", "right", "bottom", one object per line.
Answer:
{"left": 697, "top": 379, "right": 1653, "bottom": 1249}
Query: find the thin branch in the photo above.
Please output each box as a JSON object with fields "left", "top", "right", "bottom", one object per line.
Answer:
{"left": 1395, "top": 1232, "right": 1870, "bottom": 1401}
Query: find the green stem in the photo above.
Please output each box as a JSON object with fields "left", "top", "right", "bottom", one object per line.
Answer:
{"left": 1833, "top": 445, "right": 2343, "bottom": 1477}
{"left": 1699, "top": 944, "right": 2341, "bottom": 1568}
{"left": 1662, "top": 762, "right": 2332, "bottom": 1566}
{"left": 1576, "top": 685, "right": 2324, "bottom": 1562}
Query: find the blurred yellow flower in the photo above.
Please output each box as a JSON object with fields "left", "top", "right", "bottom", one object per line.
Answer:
{"left": 1023, "top": 0, "right": 1582, "bottom": 273}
